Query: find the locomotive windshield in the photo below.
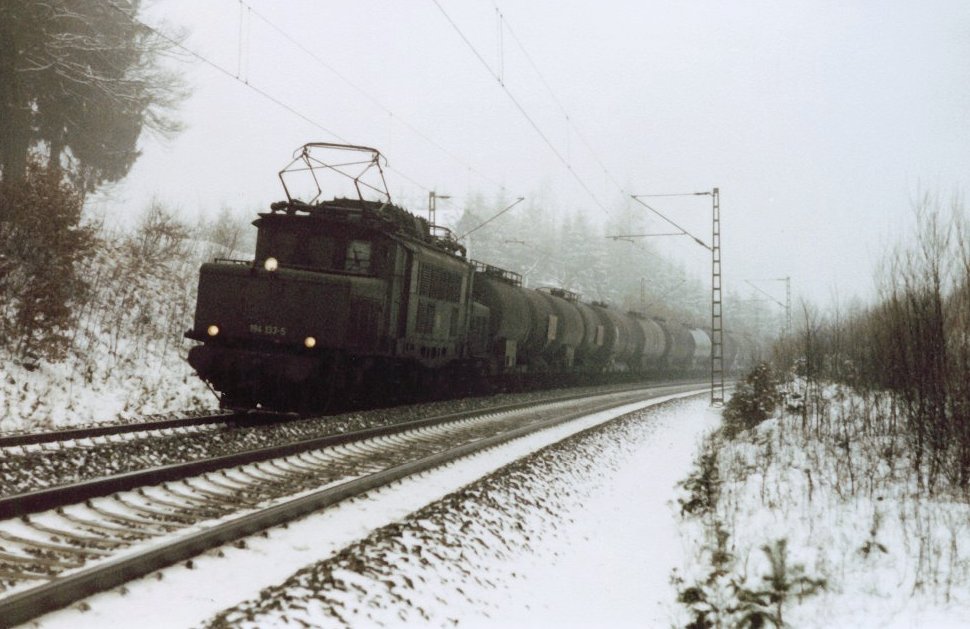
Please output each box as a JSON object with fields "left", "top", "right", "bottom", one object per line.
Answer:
{"left": 255, "top": 222, "right": 375, "bottom": 275}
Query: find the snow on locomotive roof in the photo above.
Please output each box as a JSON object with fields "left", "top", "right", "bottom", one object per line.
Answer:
{"left": 264, "top": 197, "right": 467, "bottom": 259}
{"left": 271, "top": 143, "right": 466, "bottom": 258}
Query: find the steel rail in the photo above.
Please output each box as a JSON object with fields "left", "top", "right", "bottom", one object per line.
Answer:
{"left": 0, "top": 386, "right": 706, "bottom": 628}
{"left": 0, "top": 383, "right": 698, "bottom": 519}
{"left": 0, "top": 379, "right": 701, "bottom": 450}
{"left": 0, "top": 412, "right": 240, "bottom": 449}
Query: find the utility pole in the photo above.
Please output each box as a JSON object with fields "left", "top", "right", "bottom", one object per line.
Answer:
{"left": 428, "top": 190, "right": 450, "bottom": 230}
{"left": 620, "top": 189, "right": 724, "bottom": 406}
{"left": 784, "top": 276, "right": 792, "bottom": 337}
{"left": 745, "top": 277, "right": 791, "bottom": 337}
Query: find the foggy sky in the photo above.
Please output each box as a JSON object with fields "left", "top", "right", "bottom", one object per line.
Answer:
{"left": 90, "top": 0, "right": 970, "bottom": 309}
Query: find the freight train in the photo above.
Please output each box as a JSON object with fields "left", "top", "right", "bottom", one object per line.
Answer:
{"left": 185, "top": 143, "right": 753, "bottom": 413}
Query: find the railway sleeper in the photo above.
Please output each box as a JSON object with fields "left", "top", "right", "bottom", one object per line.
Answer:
{"left": 296, "top": 453, "right": 364, "bottom": 478}
{"left": 276, "top": 455, "right": 326, "bottom": 476}
{"left": 0, "top": 549, "right": 74, "bottom": 569}
{"left": 299, "top": 449, "right": 345, "bottom": 467}
{"left": 251, "top": 462, "right": 297, "bottom": 481}
{"left": 55, "top": 510, "right": 152, "bottom": 540}
{"left": 213, "top": 470, "right": 252, "bottom": 489}
{"left": 88, "top": 501, "right": 181, "bottom": 532}
{"left": 230, "top": 466, "right": 292, "bottom": 489}
{"left": 163, "top": 481, "right": 251, "bottom": 512}
{"left": 183, "top": 478, "right": 261, "bottom": 508}
{"left": 143, "top": 489, "right": 227, "bottom": 520}
{"left": 112, "top": 496, "right": 195, "bottom": 526}
{"left": 264, "top": 457, "right": 312, "bottom": 477}
{"left": 0, "top": 568, "right": 52, "bottom": 582}
{"left": 0, "top": 530, "right": 108, "bottom": 559}
{"left": 21, "top": 518, "right": 126, "bottom": 550}
{"left": 208, "top": 473, "right": 270, "bottom": 501}
{"left": 159, "top": 482, "right": 232, "bottom": 507}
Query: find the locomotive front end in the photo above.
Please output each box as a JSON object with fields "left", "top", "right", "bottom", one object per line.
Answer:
{"left": 185, "top": 248, "right": 387, "bottom": 411}
{"left": 185, "top": 143, "right": 405, "bottom": 412}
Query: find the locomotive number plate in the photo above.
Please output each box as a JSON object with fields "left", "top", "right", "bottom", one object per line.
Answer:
{"left": 249, "top": 323, "right": 287, "bottom": 336}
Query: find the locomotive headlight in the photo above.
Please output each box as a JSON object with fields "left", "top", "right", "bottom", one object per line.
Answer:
{"left": 264, "top": 257, "right": 279, "bottom": 272}
{"left": 304, "top": 336, "right": 317, "bottom": 349}
{"left": 207, "top": 324, "right": 220, "bottom": 337}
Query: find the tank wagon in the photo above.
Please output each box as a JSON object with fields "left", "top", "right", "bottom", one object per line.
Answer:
{"left": 185, "top": 143, "right": 750, "bottom": 412}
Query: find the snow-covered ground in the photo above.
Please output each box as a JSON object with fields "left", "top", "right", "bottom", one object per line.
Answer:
{"left": 19, "top": 359, "right": 970, "bottom": 628}
{"left": 675, "top": 382, "right": 970, "bottom": 628}
{"left": 32, "top": 394, "right": 718, "bottom": 628}
{"left": 0, "top": 356, "right": 209, "bottom": 432}
{"left": 0, "top": 235, "right": 216, "bottom": 433}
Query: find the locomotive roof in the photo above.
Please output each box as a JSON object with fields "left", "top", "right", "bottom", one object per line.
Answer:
{"left": 263, "top": 197, "right": 467, "bottom": 257}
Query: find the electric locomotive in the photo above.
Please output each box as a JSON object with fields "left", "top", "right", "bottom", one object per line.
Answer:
{"left": 185, "top": 143, "right": 483, "bottom": 411}
{"left": 184, "top": 143, "right": 747, "bottom": 412}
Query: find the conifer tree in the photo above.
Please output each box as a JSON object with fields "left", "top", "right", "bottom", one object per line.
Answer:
{"left": 0, "top": 0, "right": 185, "bottom": 196}
{"left": 0, "top": 161, "right": 96, "bottom": 359}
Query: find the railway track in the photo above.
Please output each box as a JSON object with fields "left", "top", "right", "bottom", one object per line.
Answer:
{"left": 0, "top": 379, "right": 706, "bottom": 453}
{"left": 0, "top": 380, "right": 703, "bottom": 499}
{"left": 0, "top": 411, "right": 262, "bottom": 452}
{"left": 0, "top": 382, "right": 706, "bottom": 627}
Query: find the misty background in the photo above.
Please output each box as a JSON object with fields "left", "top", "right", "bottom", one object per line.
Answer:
{"left": 2, "top": 0, "right": 968, "bottom": 427}
{"left": 5, "top": 4, "right": 970, "bottom": 624}
{"left": 85, "top": 0, "right": 970, "bottom": 310}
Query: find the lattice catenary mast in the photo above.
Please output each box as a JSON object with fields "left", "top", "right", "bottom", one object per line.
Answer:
{"left": 710, "top": 188, "right": 724, "bottom": 405}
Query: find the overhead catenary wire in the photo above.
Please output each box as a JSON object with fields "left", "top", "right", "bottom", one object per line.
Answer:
{"left": 431, "top": 0, "right": 613, "bottom": 218}
{"left": 744, "top": 280, "right": 786, "bottom": 310}
{"left": 106, "top": 0, "right": 502, "bottom": 207}
{"left": 106, "top": 3, "right": 349, "bottom": 143}
{"left": 490, "top": 1, "right": 630, "bottom": 200}
{"left": 629, "top": 195, "right": 712, "bottom": 251}
{"left": 236, "top": 0, "right": 244, "bottom": 79}
{"left": 457, "top": 196, "right": 525, "bottom": 240}
{"left": 234, "top": 0, "right": 508, "bottom": 195}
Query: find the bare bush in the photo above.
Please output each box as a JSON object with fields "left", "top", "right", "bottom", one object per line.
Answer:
{"left": 774, "top": 191, "right": 970, "bottom": 494}
{"left": 129, "top": 199, "right": 190, "bottom": 264}
{"left": 197, "top": 205, "right": 256, "bottom": 260}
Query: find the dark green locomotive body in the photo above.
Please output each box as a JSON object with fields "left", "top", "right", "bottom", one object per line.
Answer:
{"left": 186, "top": 198, "right": 479, "bottom": 411}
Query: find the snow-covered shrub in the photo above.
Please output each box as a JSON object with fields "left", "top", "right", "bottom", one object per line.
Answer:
{"left": 772, "top": 194, "right": 970, "bottom": 493}
{"left": 678, "top": 380, "right": 970, "bottom": 626}
{"left": 678, "top": 433, "right": 721, "bottom": 517}
{"left": 673, "top": 528, "right": 825, "bottom": 628}
{"left": 672, "top": 520, "right": 737, "bottom": 628}
{"left": 721, "top": 363, "right": 779, "bottom": 438}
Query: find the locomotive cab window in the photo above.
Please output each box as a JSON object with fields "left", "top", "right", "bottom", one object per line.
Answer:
{"left": 255, "top": 219, "right": 384, "bottom": 276}
{"left": 344, "top": 240, "right": 372, "bottom": 273}
{"left": 256, "top": 225, "right": 338, "bottom": 270}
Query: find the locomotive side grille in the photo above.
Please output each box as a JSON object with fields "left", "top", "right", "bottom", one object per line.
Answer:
{"left": 418, "top": 265, "right": 431, "bottom": 296}
{"left": 417, "top": 264, "right": 462, "bottom": 303}
{"left": 415, "top": 300, "right": 435, "bottom": 334}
